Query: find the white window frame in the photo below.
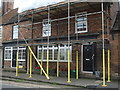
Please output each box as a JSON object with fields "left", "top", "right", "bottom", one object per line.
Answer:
{"left": 13, "top": 25, "right": 18, "bottom": 39}
{"left": 0, "top": 26, "right": 2, "bottom": 39}
{"left": 4, "top": 46, "right": 26, "bottom": 61}
{"left": 18, "top": 47, "right": 26, "bottom": 61}
{"left": 42, "top": 19, "right": 51, "bottom": 37}
{"left": 4, "top": 47, "right": 12, "bottom": 61}
{"left": 75, "top": 12, "right": 88, "bottom": 33}
{"left": 37, "top": 45, "right": 72, "bottom": 62}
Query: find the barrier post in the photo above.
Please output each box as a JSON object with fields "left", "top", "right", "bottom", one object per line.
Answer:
{"left": 16, "top": 51, "right": 19, "bottom": 76}
{"left": 107, "top": 50, "right": 111, "bottom": 82}
{"left": 67, "top": 49, "right": 71, "bottom": 83}
{"left": 29, "top": 52, "right": 32, "bottom": 78}
{"left": 57, "top": 50, "right": 59, "bottom": 77}
{"left": 41, "top": 51, "right": 43, "bottom": 75}
{"left": 76, "top": 51, "right": 78, "bottom": 79}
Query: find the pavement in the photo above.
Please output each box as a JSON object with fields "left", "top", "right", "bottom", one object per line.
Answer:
{"left": 1, "top": 70, "right": 120, "bottom": 89}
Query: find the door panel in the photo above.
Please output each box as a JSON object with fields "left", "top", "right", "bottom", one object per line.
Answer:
{"left": 83, "top": 45, "right": 93, "bottom": 72}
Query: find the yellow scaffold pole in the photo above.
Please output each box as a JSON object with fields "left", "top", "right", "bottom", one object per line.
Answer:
{"left": 57, "top": 49, "right": 59, "bottom": 77}
{"left": 47, "top": 49, "right": 49, "bottom": 76}
{"left": 16, "top": 51, "right": 19, "bottom": 76}
{"left": 28, "top": 46, "right": 50, "bottom": 80}
{"left": 67, "top": 49, "right": 71, "bottom": 83}
{"left": 26, "top": 50, "right": 29, "bottom": 74}
{"left": 101, "top": 2, "right": 107, "bottom": 87}
{"left": 107, "top": 50, "right": 111, "bottom": 82}
{"left": 67, "top": 0, "right": 71, "bottom": 83}
{"left": 29, "top": 52, "right": 32, "bottom": 78}
{"left": 76, "top": 51, "right": 79, "bottom": 79}
{"left": 40, "top": 51, "right": 43, "bottom": 75}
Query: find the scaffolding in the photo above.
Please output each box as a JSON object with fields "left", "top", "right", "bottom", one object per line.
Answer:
{"left": 13, "top": 1, "right": 112, "bottom": 86}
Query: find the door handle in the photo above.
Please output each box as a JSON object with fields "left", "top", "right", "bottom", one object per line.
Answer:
{"left": 92, "top": 54, "right": 94, "bottom": 60}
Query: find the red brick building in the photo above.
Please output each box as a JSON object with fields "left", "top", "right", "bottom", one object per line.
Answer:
{"left": 2, "top": 1, "right": 120, "bottom": 79}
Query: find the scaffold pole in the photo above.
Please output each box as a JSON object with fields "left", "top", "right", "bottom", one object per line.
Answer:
{"left": 29, "top": 52, "right": 32, "bottom": 78}
{"left": 101, "top": 2, "right": 107, "bottom": 87}
{"left": 16, "top": 51, "right": 19, "bottom": 76}
{"left": 57, "top": 46, "right": 60, "bottom": 77}
{"left": 40, "top": 50, "right": 43, "bottom": 75}
{"left": 107, "top": 50, "right": 111, "bottom": 82}
{"left": 67, "top": 0, "right": 71, "bottom": 83}
{"left": 76, "top": 51, "right": 79, "bottom": 79}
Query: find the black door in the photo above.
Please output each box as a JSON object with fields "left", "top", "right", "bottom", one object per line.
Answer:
{"left": 83, "top": 44, "right": 95, "bottom": 72}
{"left": 12, "top": 50, "right": 17, "bottom": 67}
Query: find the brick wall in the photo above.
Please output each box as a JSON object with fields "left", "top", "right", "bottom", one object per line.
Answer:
{"left": 4, "top": 61, "right": 11, "bottom": 68}
{"left": 110, "top": 33, "right": 119, "bottom": 77}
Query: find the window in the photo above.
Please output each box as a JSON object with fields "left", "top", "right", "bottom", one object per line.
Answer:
{"left": 13, "top": 25, "right": 18, "bottom": 39}
{"left": 18, "top": 47, "right": 26, "bottom": 61}
{"left": 4, "top": 47, "right": 12, "bottom": 60}
{"left": 42, "top": 19, "right": 51, "bottom": 37}
{"left": 4, "top": 47, "right": 26, "bottom": 61}
{"left": 75, "top": 12, "right": 87, "bottom": 33}
{"left": 0, "top": 26, "right": 2, "bottom": 39}
{"left": 38, "top": 45, "right": 72, "bottom": 62}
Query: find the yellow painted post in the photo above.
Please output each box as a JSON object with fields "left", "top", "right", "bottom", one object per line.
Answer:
{"left": 26, "top": 50, "right": 29, "bottom": 74}
{"left": 47, "top": 49, "right": 49, "bottom": 76}
{"left": 76, "top": 51, "right": 78, "bottom": 79}
{"left": 16, "top": 51, "right": 19, "bottom": 76}
{"left": 102, "top": 49, "right": 107, "bottom": 86}
{"left": 57, "top": 50, "right": 59, "bottom": 77}
{"left": 40, "top": 51, "right": 43, "bottom": 75}
{"left": 29, "top": 52, "right": 32, "bottom": 78}
{"left": 67, "top": 49, "right": 71, "bottom": 83}
{"left": 107, "top": 50, "right": 111, "bottom": 82}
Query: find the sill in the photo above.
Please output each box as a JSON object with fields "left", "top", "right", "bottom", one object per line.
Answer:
{"left": 38, "top": 60, "right": 72, "bottom": 62}
{"left": 4, "top": 59, "right": 12, "bottom": 61}
{"left": 75, "top": 31, "right": 88, "bottom": 34}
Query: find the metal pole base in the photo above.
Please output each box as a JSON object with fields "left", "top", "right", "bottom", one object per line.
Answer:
{"left": 107, "top": 81, "right": 111, "bottom": 83}
{"left": 67, "top": 81, "right": 71, "bottom": 83}
{"left": 29, "top": 76, "right": 32, "bottom": 78}
{"left": 102, "top": 85, "right": 107, "bottom": 87}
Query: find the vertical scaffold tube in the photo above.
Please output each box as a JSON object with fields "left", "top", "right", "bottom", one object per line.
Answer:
{"left": 41, "top": 51, "right": 43, "bottom": 75}
{"left": 107, "top": 50, "right": 111, "bottom": 82}
{"left": 76, "top": 51, "right": 78, "bottom": 79}
{"left": 26, "top": 50, "right": 29, "bottom": 74}
{"left": 101, "top": 2, "right": 107, "bottom": 87}
{"left": 67, "top": 49, "right": 71, "bottom": 83}
{"left": 57, "top": 49, "right": 59, "bottom": 77}
{"left": 47, "top": 49, "right": 49, "bottom": 76}
{"left": 29, "top": 52, "right": 32, "bottom": 78}
{"left": 16, "top": 51, "right": 19, "bottom": 76}
{"left": 102, "top": 49, "right": 106, "bottom": 86}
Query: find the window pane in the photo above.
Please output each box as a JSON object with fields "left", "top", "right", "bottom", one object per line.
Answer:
{"left": 38, "top": 50, "right": 42, "bottom": 59}
{"left": 76, "top": 13, "right": 87, "bottom": 33}
{"left": 0, "top": 26, "right": 2, "bottom": 39}
{"left": 60, "top": 48, "right": 65, "bottom": 60}
{"left": 18, "top": 47, "right": 26, "bottom": 60}
{"left": 54, "top": 49, "right": 58, "bottom": 60}
{"left": 13, "top": 25, "right": 18, "bottom": 39}
{"left": 77, "top": 22, "right": 87, "bottom": 32}
{"left": 66, "top": 48, "right": 69, "bottom": 60}
{"left": 43, "top": 50, "right": 47, "bottom": 60}
{"left": 42, "top": 19, "right": 51, "bottom": 37}
{"left": 49, "top": 49, "right": 52, "bottom": 60}
{"left": 5, "top": 48, "right": 12, "bottom": 59}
